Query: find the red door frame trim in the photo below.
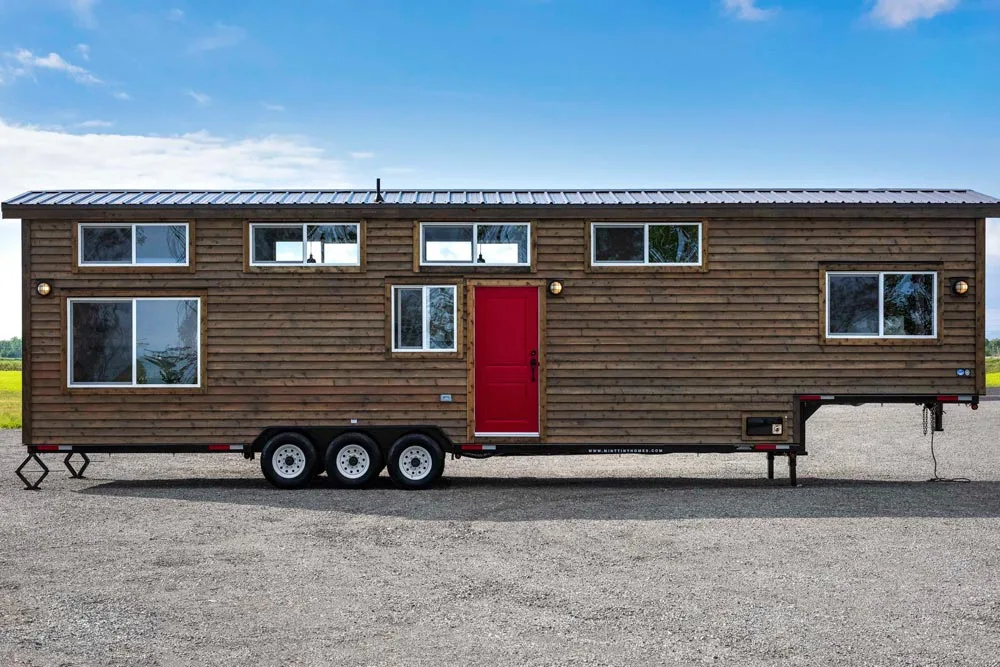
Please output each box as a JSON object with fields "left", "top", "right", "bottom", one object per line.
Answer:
{"left": 465, "top": 279, "right": 547, "bottom": 443}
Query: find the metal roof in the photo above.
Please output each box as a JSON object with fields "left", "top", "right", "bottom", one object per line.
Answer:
{"left": 4, "top": 188, "right": 999, "bottom": 207}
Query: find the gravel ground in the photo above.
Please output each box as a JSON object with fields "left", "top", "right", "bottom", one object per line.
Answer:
{"left": 1, "top": 403, "right": 1000, "bottom": 666}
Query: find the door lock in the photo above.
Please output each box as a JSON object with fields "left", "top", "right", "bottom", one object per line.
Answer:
{"left": 529, "top": 350, "right": 539, "bottom": 383}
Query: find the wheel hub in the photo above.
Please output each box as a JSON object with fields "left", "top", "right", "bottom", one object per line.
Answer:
{"left": 272, "top": 444, "right": 307, "bottom": 479}
{"left": 398, "top": 445, "right": 433, "bottom": 481}
{"left": 336, "top": 444, "right": 371, "bottom": 480}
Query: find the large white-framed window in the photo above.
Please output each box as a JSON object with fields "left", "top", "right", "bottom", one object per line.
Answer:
{"left": 251, "top": 222, "right": 360, "bottom": 266}
{"left": 78, "top": 222, "right": 189, "bottom": 266}
{"left": 68, "top": 297, "right": 201, "bottom": 387}
{"left": 391, "top": 285, "right": 458, "bottom": 352}
{"left": 591, "top": 222, "right": 702, "bottom": 266}
{"left": 420, "top": 222, "right": 530, "bottom": 266}
{"left": 826, "top": 271, "right": 937, "bottom": 339}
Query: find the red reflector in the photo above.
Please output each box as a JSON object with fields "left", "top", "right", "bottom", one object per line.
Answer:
{"left": 937, "top": 395, "right": 959, "bottom": 402}
{"left": 36, "top": 445, "right": 59, "bottom": 452}
{"left": 754, "top": 444, "right": 777, "bottom": 451}
{"left": 208, "top": 444, "right": 231, "bottom": 451}
{"left": 461, "top": 445, "right": 483, "bottom": 451}
{"left": 800, "top": 395, "right": 821, "bottom": 401}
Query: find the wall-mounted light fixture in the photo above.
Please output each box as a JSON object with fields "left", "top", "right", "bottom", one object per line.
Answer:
{"left": 548, "top": 280, "right": 564, "bottom": 296}
{"left": 951, "top": 278, "right": 970, "bottom": 296}
{"left": 36, "top": 281, "right": 52, "bottom": 297}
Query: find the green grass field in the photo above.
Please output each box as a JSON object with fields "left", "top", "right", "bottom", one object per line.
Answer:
{"left": 0, "top": 370, "right": 21, "bottom": 429}
{"left": 987, "top": 357, "right": 1000, "bottom": 389}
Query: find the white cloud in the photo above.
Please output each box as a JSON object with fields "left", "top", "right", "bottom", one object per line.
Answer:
{"left": 79, "top": 120, "right": 113, "bottom": 128}
{"left": 168, "top": 8, "right": 185, "bottom": 21}
{"left": 869, "top": 0, "right": 959, "bottom": 27}
{"left": 0, "top": 117, "right": 351, "bottom": 337}
{"left": 350, "top": 151, "right": 375, "bottom": 159}
{"left": 69, "top": 0, "right": 99, "bottom": 28}
{"left": 76, "top": 43, "right": 90, "bottom": 61}
{"left": 4, "top": 49, "right": 101, "bottom": 85}
{"left": 262, "top": 102, "right": 286, "bottom": 112}
{"left": 112, "top": 91, "right": 131, "bottom": 100}
{"left": 188, "top": 23, "right": 247, "bottom": 53}
{"left": 722, "top": 0, "right": 775, "bottom": 21}
{"left": 186, "top": 90, "right": 212, "bottom": 106}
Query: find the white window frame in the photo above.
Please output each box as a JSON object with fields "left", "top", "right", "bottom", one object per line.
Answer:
{"left": 825, "top": 271, "right": 937, "bottom": 339}
{"left": 249, "top": 222, "right": 361, "bottom": 266}
{"left": 591, "top": 222, "right": 703, "bottom": 267}
{"left": 78, "top": 222, "right": 190, "bottom": 267}
{"left": 67, "top": 297, "right": 202, "bottom": 388}
{"left": 419, "top": 222, "right": 531, "bottom": 267}
{"left": 391, "top": 285, "right": 458, "bottom": 352}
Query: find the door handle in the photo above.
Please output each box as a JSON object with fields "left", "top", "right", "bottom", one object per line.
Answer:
{"left": 529, "top": 350, "right": 539, "bottom": 383}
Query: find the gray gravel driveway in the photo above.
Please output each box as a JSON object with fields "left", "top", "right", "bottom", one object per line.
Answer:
{"left": 1, "top": 403, "right": 999, "bottom": 666}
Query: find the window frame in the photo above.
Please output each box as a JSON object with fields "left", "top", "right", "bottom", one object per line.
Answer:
{"left": 77, "top": 222, "right": 191, "bottom": 268}
{"left": 248, "top": 221, "right": 362, "bottom": 268}
{"left": 825, "top": 270, "right": 938, "bottom": 340}
{"left": 419, "top": 222, "right": 532, "bottom": 268}
{"left": 589, "top": 221, "right": 704, "bottom": 268}
{"left": 66, "top": 296, "right": 203, "bottom": 389}
{"left": 390, "top": 284, "right": 459, "bottom": 353}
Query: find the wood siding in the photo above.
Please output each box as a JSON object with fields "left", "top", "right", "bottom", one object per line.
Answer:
{"left": 22, "top": 212, "right": 981, "bottom": 446}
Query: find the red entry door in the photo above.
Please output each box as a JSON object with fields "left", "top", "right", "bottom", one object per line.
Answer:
{"left": 474, "top": 286, "right": 540, "bottom": 436}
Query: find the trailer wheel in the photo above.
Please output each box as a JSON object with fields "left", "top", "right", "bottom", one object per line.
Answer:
{"left": 387, "top": 433, "right": 444, "bottom": 490}
{"left": 261, "top": 432, "right": 317, "bottom": 489}
{"left": 326, "top": 433, "right": 383, "bottom": 487}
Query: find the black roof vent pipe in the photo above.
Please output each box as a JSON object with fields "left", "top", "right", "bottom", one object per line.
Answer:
{"left": 375, "top": 178, "right": 384, "bottom": 204}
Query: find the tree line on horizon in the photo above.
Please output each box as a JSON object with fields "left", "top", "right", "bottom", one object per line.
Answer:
{"left": 0, "top": 337, "right": 22, "bottom": 359}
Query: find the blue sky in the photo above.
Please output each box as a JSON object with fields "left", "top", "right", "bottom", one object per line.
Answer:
{"left": 0, "top": 0, "right": 997, "bottom": 337}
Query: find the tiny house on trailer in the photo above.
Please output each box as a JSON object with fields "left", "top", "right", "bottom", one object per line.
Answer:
{"left": 3, "top": 188, "right": 996, "bottom": 490}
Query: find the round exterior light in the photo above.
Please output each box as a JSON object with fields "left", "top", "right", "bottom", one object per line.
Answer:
{"left": 36, "top": 282, "right": 52, "bottom": 297}
{"left": 548, "top": 280, "right": 564, "bottom": 296}
{"left": 952, "top": 279, "right": 970, "bottom": 296}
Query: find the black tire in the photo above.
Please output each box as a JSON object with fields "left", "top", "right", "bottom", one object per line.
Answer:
{"left": 387, "top": 433, "right": 445, "bottom": 490}
{"left": 325, "top": 432, "right": 384, "bottom": 488}
{"left": 260, "top": 432, "right": 317, "bottom": 489}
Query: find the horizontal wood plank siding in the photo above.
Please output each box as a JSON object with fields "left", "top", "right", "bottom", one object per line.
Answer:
{"left": 24, "top": 213, "right": 980, "bottom": 446}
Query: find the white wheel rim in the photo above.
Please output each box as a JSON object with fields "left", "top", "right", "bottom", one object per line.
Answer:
{"left": 336, "top": 444, "right": 371, "bottom": 479}
{"left": 398, "top": 445, "right": 433, "bottom": 481}
{"left": 272, "top": 444, "right": 307, "bottom": 479}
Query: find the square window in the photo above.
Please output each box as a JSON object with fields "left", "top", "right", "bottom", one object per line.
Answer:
{"left": 594, "top": 226, "right": 644, "bottom": 263}
{"left": 392, "top": 285, "right": 458, "bottom": 352}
